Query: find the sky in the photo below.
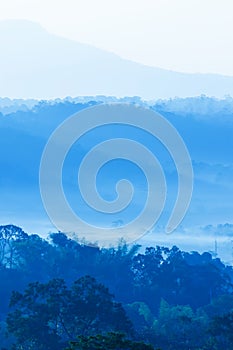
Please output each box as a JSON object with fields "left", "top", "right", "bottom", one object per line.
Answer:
{"left": 0, "top": 0, "right": 233, "bottom": 76}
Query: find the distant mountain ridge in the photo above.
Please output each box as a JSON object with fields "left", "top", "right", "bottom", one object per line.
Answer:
{"left": 0, "top": 98, "right": 233, "bottom": 232}
{"left": 1, "top": 19, "right": 233, "bottom": 99}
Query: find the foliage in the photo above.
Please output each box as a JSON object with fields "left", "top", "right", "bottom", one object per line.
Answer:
{"left": 209, "top": 311, "right": 233, "bottom": 349}
{"left": 0, "top": 225, "right": 233, "bottom": 349}
{"left": 66, "top": 332, "right": 154, "bottom": 350}
{"left": 7, "top": 276, "right": 132, "bottom": 349}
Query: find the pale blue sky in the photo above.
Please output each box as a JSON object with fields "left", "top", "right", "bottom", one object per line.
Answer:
{"left": 0, "top": 0, "right": 233, "bottom": 76}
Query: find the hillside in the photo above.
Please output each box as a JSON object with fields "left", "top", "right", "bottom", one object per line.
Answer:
{"left": 1, "top": 20, "right": 233, "bottom": 99}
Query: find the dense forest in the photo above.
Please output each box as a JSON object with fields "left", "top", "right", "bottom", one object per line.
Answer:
{"left": 0, "top": 225, "right": 233, "bottom": 349}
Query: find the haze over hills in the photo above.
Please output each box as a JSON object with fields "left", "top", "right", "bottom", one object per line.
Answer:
{"left": 1, "top": 19, "right": 233, "bottom": 260}
{"left": 0, "top": 97, "right": 233, "bottom": 260}
{"left": 1, "top": 19, "right": 233, "bottom": 99}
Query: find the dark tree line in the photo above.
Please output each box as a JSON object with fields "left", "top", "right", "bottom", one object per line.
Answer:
{"left": 1, "top": 225, "right": 233, "bottom": 349}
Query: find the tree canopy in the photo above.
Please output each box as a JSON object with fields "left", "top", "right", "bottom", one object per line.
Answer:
{"left": 0, "top": 225, "right": 233, "bottom": 349}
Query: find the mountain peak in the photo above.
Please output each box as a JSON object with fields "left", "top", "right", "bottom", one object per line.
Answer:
{"left": 0, "top": 19, "right": 233, "bottom": 99}
{"left": 0, "top": 19, "right": 47, "bottom": 33}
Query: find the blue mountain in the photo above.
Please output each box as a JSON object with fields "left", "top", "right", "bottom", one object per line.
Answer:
{"left": 0, "top": 20, "right": 233, "bottom": 99}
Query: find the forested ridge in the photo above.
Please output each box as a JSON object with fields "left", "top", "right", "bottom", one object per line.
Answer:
{"left": 1, "top": 97, "right": 233, "bottom": 243}
{"left": 0, "top": 225, "right": 233, "bottom": 349}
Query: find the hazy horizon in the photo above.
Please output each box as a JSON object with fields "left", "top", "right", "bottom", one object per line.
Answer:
{"left": 1, "top": 0, "right": 233, "bottom": 76}
{"left": 1, "top": 19, "right": 233, "bottom": 100}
